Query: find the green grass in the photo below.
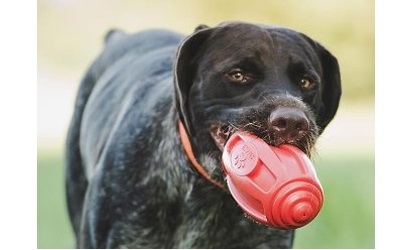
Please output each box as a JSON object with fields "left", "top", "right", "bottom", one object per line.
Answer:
{"left": 37, "top": 153, "right": 75, "bottom": 249}
{"left": 37, "top": 151, "right": 374, "bottom": 248}
{"left": 294, "top": 153, "right": 375, "bottom": 248}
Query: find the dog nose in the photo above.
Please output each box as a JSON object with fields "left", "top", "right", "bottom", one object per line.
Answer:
{"left": 268, "top": 108, "right": 309, "bottom": 141}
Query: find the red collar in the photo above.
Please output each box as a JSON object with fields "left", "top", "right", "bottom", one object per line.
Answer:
{"left": 178, "top": 121, "right": 224, "bottom": 189}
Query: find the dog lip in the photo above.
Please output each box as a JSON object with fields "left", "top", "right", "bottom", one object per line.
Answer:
{"left": 209, "top": 123, "right": 311, "bottom": 155}
{"left": 209, "top": 123, "right": 236, "bottom": 151}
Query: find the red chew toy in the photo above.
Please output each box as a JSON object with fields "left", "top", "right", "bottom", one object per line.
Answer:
{"left": 222, "top": 131, "right": 324, "bottom": 229}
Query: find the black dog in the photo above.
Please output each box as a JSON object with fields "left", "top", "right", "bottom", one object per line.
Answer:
{"left": 66, "top": 21, "right": 341, "bottom": 248}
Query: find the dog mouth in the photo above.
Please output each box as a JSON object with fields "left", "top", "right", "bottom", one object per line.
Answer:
{"left": 209, "top": 122, "right": 317, "bottom": 156}
{"left": 209, "top": 123, "right": 238, "bottom": 151}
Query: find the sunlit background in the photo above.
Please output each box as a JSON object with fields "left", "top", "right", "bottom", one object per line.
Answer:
{"left": 37, "top": 0, "right": 374, "bottom": 248}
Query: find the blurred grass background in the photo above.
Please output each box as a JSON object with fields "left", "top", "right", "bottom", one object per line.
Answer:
{"left": 38, "top": 0, "right": 374, "bottom": 248}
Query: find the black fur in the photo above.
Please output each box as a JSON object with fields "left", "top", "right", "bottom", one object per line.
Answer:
{"left": 66, "top": 21, "right": 341, "bottom": 248}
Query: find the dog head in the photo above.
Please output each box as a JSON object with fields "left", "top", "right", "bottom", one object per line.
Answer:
{"left": 174, "top": 21, "right": 341, "bottom": 175}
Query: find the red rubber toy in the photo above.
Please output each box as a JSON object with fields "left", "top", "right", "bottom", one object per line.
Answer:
{"left": 222, "top": 131, "right": 324, "bottom": 229}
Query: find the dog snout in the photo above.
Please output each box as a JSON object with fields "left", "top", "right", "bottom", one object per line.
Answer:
{"left": 268, "top": 107, "right": 309, "bottom": 142}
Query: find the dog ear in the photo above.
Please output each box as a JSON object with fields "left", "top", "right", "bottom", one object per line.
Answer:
{"left": 302, "top": 36, "right": 342, "bottom": 132}
{"left": 174, "top": 26, "right": 211, "bottom": 136}
{"left": 317, "top": 46, "right": 342, "bottom": 132}
{"left": 194, "top": 24, "right": 209, "bottom": 32}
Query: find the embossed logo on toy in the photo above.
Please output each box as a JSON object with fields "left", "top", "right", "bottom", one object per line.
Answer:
{"left": 231, "top": 142, "right": 258, "bottom": 175}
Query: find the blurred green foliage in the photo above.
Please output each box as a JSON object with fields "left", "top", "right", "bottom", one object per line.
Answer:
{"left": 38, "top": 0, "right": 374, "bottom": 102}
{"left": 37, "top": 151, "right": 374, "bottom": 249}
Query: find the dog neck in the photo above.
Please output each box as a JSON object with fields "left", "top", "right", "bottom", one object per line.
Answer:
{"left": 178, "top": 121, "right": 225, "bottom": 189}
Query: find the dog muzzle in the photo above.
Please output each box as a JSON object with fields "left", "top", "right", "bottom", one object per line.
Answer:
{"left": 222, "top": 131, "right": 324, "bottom": 229}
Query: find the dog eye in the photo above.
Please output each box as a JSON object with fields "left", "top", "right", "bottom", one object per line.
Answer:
{"left": 227, "top": 69, "right": 250, "bottom": 84}
{"left": 300, "top": 77, "right": 315, "bottom": 90}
